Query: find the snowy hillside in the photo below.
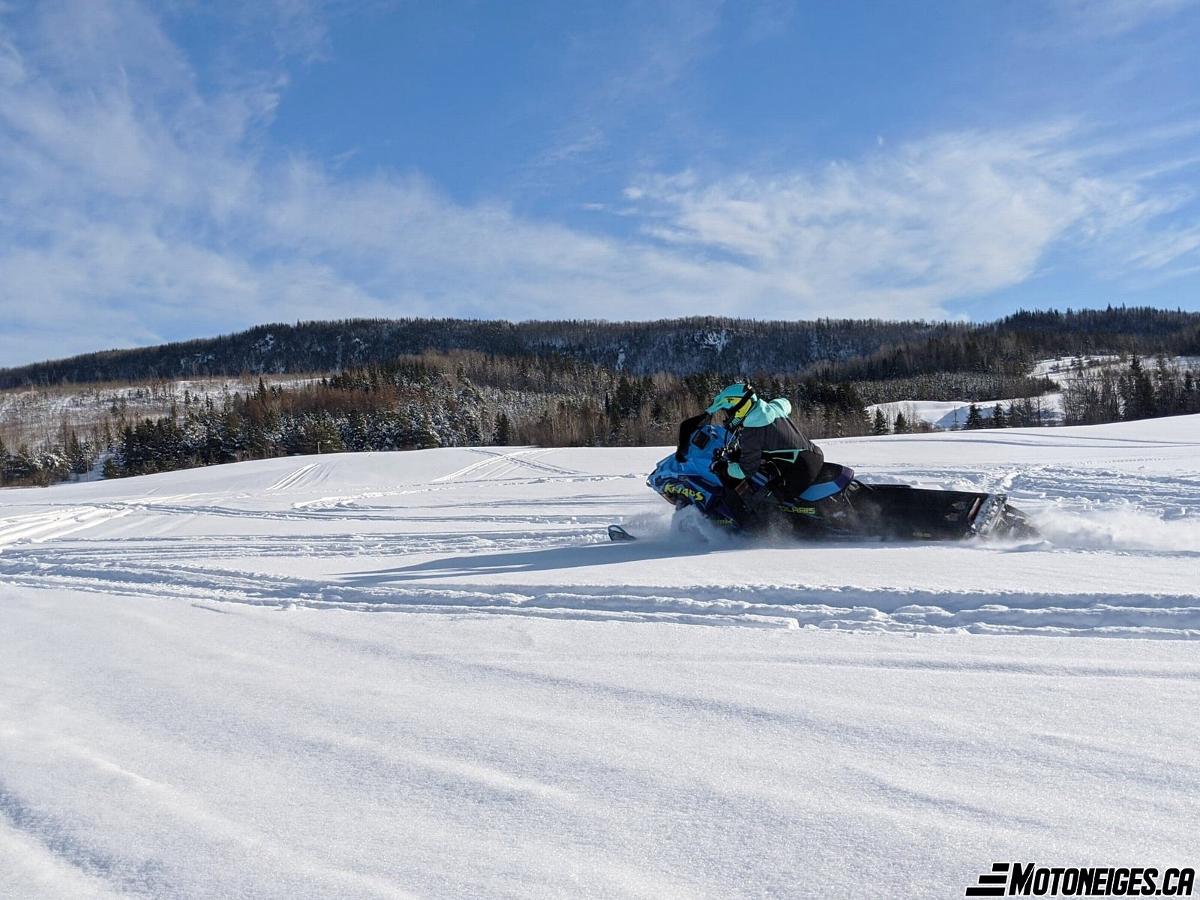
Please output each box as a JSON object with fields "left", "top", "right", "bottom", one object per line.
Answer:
{"left": 866, "top": 395, "right": 1063, "bottom": 430}
{"left": 2, "top": 417, "right": 1199, "bottom": 897}
{"left": 866, "top": 355, "right": 1200, "bottom": 431}
{"left": 0, "top": 375, "right": 318, "bottom": 448}
{"left": 1031, "top": 354, "right": 1200, "bottom": 385}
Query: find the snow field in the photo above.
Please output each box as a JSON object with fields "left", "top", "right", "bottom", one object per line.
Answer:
{"left": 865, "top": 396, "right": 1064, "bottom": 430}
{"left": 1, "top": 416, "right": 1199, "bottom": 897}
{"left": 867, "top": 355, "right": 1200, "bottom": 431}
{"left": 3, "top": 597, "right": 1199, "bottom": 899}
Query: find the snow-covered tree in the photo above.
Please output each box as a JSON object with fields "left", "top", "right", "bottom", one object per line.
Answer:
{"left": 871, "top": 409, "right": 888, "bottom": 435}
{"left": 965, "top": 403, "right": 985, "bottom": 430}
{"left": 492, "top": 412, "right": 512, "bottom": 446}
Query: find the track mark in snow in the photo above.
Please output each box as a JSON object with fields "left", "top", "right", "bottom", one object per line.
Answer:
{"left": 266, "top": 462, "right": 327, "bottom": 492}
{"left": 0, "top": 779, "right": 171, "bottom": 896}
{"left": 863, "top": 463, "right": 1200, "bottom": 512}
{"left": 432, "top": 449, "right": 579, "bottom": 483}
{"left": 0, "top": 507, "right": 132, "bottom": 549}
{"left": 4, "top": 554, "right": 1198, "bottom": 638}
{"left": 292, "top": 473, "right": 632, "bottom": 512}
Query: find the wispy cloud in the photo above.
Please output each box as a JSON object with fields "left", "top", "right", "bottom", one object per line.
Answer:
{"left": 0, "top": 0, "right": 1197, "bottom": 367}
{"left": 524, "top": 0, "right": 723, "bottom": 180}
{"left": 741, "top": 0, "right": 798, "bottom": 44}
{"left": 1055, "top": 0, "right": 1198, "bottom": 36}
{"left": 626, "top": 124, "right": 1200, "bottom": 313}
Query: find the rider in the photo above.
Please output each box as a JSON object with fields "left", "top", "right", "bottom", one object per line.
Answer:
{"left": 705, "top": 382, "right": 824, "bottom": 503}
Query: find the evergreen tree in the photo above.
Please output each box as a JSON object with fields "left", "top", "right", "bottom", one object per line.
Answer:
{"left": 892, "top": 411, "right": 908, "bottom": 434}
{"left": 1019, "top": 397, "right": 1037, "bottom": 427}
{"left": 492, "top": 412, "right": 512, "bottom": 445}
{"left": 871, "top": 408, "right": 889, "bottom": 435}
{"left": 410, "top": 407, "right": 441, "bottom": 449}
{"left": 2, "top": 445, "right": 37, "bottom": 483}
{"left": 1123, "top": 357, "right": 1156, "bottom": 420}
{"left": 1004, "top": 401, "right": 1021, "bottom": 428}
{"left": 1152, "top": 356, "right": 1179, "bottom": 415}
{"left": 65, "top": 430, "right": 90, "bottom": 474}
{"left": 304, "top": 416, "right": 344, "bottom": 455}
{"left": 965, "top": 403, "right": 985, "bottom": 430}
{"left": 613, "top": 374, "right": 641, "bottom": 418}
{"left": 991, "top": 403, "right": 1005, "bottom": 428}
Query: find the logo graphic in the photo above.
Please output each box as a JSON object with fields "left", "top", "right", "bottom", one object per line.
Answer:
{"left": 777, "top": 503, "right": 817, "bottom": 515}
{"left": 663, "top": 482, "right": 705, "bottom": 504}
{"left": 966, "top": 863, "right": 1195, "bottom": 897}
{"left": 967, "top": 863, "right": 1011, "bottom": 897}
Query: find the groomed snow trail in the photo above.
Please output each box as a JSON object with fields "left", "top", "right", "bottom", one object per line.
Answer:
{"left": 1, "top": 417, "right": 1198, "bottom": 897}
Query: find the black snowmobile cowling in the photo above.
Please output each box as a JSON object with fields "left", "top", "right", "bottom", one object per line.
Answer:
{"left": 637, "top": 422, "right": 1035, "bottom": 542}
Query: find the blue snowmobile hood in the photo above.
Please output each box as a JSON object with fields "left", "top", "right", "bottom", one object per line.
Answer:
{"left": 647, "top": 423, "right": 742, "bottom": 524}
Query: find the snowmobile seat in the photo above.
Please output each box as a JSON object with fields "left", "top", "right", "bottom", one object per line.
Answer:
{"left": 796, "top": 463, "right": 855, "bottom": 501}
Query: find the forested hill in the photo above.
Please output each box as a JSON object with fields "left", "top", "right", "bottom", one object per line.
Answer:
{"left": 0, "top": 318, "right": 946, "bottom": 387}
{"left": 3, "top": 307, "right": 1199, "bottom": 389}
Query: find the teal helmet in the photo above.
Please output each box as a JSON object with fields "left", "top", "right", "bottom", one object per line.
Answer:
{"left": 706, "top": 382, "right": 756, "bottom": 420}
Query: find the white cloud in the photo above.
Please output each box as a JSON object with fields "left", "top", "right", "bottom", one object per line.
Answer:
{"left": 0, "top": 0, "right": 1197, "bottom": 367}
{"left": 1056, "top": 0, "right": 1198, "bottom": 36}
{"left": 625, "top": 126, "right": 1200, "bottom": 315}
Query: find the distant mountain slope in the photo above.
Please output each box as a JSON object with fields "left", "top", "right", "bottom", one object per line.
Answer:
{"left": 2, "top": 307, "right": 1197, "bottom": 389}
{"left": 0, "top": 317, "right": 945, "bottom": 387}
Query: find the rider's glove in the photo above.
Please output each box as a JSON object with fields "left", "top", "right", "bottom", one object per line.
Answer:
{"left": 730, "top": 464, "right": 771, "bottom": 494}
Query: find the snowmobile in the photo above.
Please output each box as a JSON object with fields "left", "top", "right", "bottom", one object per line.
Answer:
{"left": 609, "top": 422, "right": 1035, "bottom": 543}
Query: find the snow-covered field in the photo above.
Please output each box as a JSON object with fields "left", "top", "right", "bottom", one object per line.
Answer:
{"left": 1031, "top": 354, "right": 1200, "bottom": 385}
{"left": 866, "top": 395, "right": 1063, "bottom": 430}
{"left": 2, "top": 417, "right": 1199, "bottom": 897}
{"left": 866, "top": 355, "right": 1200, "bottom": 431}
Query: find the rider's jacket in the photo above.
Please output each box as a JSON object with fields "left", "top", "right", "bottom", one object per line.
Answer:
{"left": 730, "top": 398, "right": 824, "bottom": 497}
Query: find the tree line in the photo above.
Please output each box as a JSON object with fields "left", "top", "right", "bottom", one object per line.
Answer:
{"left": 3, "top": 340, "right": 1198, "bottom": 490}
{"left": 1060, "top": 356, "right": 1200, "bottom": 425}
{"left": 0, "top": 351, "right": 874, "bottom": 486}
{"left": 4, "top": 306, "right": 1197, "bottom": 389}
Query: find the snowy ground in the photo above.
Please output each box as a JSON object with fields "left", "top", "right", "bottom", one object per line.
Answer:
{"left": 1031, "top": 354, "right": 1200, "bottom": 385}
{"left": 866, "top": 395, "right": 1063, "bottom": 430}
{"left": 2, "top": 417, "right": 1199, "bottom": 897}
{"left": 866, "top": 355, "right": 1200, "bottom": 431}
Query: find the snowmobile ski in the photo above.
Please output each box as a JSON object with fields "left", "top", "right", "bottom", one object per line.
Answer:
{"left": 607, "top": 524, "right": 637, "bottom": 542}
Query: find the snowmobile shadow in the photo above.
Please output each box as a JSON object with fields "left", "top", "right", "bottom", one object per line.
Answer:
{"left": 336, "top": 540, "right": 716, "bottom": 585}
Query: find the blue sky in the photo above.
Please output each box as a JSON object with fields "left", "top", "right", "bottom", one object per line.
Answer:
{"left": 1, "top": 0, "right": 1198, "bottom": 366}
